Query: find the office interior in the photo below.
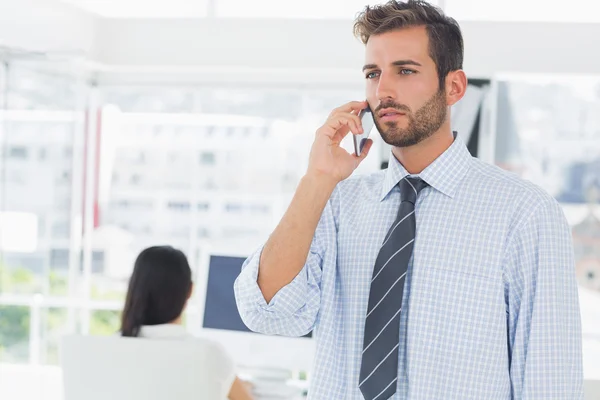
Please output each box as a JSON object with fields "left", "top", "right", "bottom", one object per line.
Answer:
{"left": 0, "top": 0, "right": 599, "bottom": 399}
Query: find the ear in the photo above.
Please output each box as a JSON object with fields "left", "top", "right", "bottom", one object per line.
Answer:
{"left": 188, "top": 282, "right": 194, "bottom": 299}
{"left": 445, "top": 69, "right": 468, "bottom": 107}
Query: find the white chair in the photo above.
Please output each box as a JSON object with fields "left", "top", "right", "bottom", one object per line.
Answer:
{"left": 60, "top": 335, "right": 234, "bottom": 400}
{"left": 585, "top": 379, "right": 600, "bottom": 400}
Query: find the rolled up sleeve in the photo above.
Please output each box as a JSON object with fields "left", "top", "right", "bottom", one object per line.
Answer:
{"left": 234, "top": 192, "right": 337, "bottom": 337}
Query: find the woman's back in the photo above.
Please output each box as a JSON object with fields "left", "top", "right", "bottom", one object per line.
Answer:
{"left": 120, "top": 246, "right": 253, "bottom": 400}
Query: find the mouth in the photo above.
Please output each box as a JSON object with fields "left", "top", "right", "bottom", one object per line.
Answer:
{"left": 378, "top": 109, "right": 406, "bottom": 122}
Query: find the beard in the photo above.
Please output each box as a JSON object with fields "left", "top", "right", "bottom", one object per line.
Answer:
{"left": 373, "top": 88, "right": 447, "bottom": 148}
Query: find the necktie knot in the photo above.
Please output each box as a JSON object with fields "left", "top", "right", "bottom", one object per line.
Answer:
{"left": 399, "top": 177, "right": 428, "bottom": 204}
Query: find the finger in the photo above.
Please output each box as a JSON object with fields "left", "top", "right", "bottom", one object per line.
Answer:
{"left": 331, "top": 117, "right": 359, "bottom": 142}
{"left": 331, "top": 125, "right": 352, "bottom": 144}
{"left": 316, "top": 118, "right": 349, "bottom": 141}
{"left": 332, "top": 119, "right": 367, "bottom": 144}
{"left": 329, "top": 101, "right": 368, "bottom": 117}
{"left": 334, "top": 113, "right": 363, "bottom": 134}
{"left": 323, "top": 115, "right": 362, "bottom": 140}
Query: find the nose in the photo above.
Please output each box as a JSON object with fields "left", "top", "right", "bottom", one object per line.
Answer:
{"left": 375, "top": 72, "right": 397, "bottom": 102}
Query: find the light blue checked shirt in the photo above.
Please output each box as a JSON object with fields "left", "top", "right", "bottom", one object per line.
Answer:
{"left": 234, "top": 136, "right": 583, "bottom": 399}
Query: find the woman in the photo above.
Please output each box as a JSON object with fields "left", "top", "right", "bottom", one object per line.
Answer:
{"left": 120, "top": 245, "right": 253, "bottom": 400}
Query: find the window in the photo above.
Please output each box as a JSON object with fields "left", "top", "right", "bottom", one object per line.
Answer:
{"left": 57, "top": 198, "right": 71, "bottom": 211}
{"left": 3, "top": 254, "right": 45, "bottom": 275}
{"left": 0, "top": 67, "right": 367, "bottom": 400}
{"left": 170, "top": 226, "right": 190, "bottom": 237}
{"left": 9, "top": 146, "right": 28, "bottom": 159}
{"left": 0, "top": 61, "right": 92, "bottom": 397}
{"left": 197, "top": 227, "right": 210, "bottom": 238}
{"left": 6, "top": 170, "right": 25, "bottom": 184}
{"left": 57, "top": 170, "right": 71, "bottom": 185}
{"left": 114, "top": 200, "right": 130, "bottom": 208}
{"left": 199, "top": 152, "right": 216, "bottom": 165}
{"left": 168, "top": 151, "right": 180, "bottom": 163}
{"left": 225, "top": 203, "right": 242, "bottom": 212}
{"left": 130, "top": 174, "right": 141, "bottom": 185}
{"left": 51, "top": 221, "right": 70, "bottom": 238}
{"left": 225, "top": 203, "right": 270, "bottom": 215}
{"left": 0, "top": 306, "right": 30, "bottom": 363}
{"left": 204, "top": 179, "right": 218, "bottom": 190}
{"left": 91, "top": 251, "right": 105, "bottom": 273}
{"left": 167, "top": 201, "right": 191, "bottom": 211}
{"left": 50, "top": 249, "right": 70, "bottom": 270}
{"left": 222, "top": 228, "right": 261, "bottom": 238}
{"left": 111, "top": 199, "right": 153, "bottom": 210}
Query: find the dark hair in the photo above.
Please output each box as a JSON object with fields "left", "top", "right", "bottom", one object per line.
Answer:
{"left": 120, "top": 246, "right": 192, "bottom": 337}
{"left": 353, "top": 0, "right": 464, "bottom": 88}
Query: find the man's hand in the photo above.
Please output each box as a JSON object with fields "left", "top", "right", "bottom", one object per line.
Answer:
{"left": 307, "top": 101, "right": 374, "bottom": 184}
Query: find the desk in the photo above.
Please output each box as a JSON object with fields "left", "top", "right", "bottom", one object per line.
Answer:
{"left": 240, "top": 367, "right": 308, "bottom": 400}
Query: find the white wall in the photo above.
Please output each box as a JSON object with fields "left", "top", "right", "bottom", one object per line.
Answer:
{"left": 91, "top": 18, "right": 600, "bottom": 84}
{"left": 1, "top": 1, "right": 599, "bottom": 82}
{"left": 90, "top": 18, "right": 363, "bottom": 85}
{"left": 0, "top": 0, "right": 95, "bottom": 56}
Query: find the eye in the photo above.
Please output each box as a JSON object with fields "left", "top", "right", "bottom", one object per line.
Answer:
{"left": 365, "top": 71, "right": 380, "bottom": 79}
{"left": 400, "top": 69, "right": 416, "bottom": 75}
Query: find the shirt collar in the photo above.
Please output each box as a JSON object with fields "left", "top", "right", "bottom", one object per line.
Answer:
{"left": 379, "top": 134, "right": 472, "bottom": 201}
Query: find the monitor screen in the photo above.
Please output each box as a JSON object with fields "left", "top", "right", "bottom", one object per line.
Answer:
{"left": 203, "top": 255, "right": 252, "bottom": 332}
{"left": 202, "top": 255, "right": 311, "bottom": 338}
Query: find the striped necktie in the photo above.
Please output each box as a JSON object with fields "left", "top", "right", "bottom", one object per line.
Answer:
{"left": 359, "top": 176, "right": 428, "bottom": 400}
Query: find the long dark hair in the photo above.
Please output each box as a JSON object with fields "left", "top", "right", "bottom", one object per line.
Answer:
{"left": 120, "top": 246, "right": 192, "bottom": 337}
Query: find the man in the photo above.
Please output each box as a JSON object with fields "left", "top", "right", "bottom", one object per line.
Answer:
{"left": 234, "top": 1, "right": 583, "bottom": 399}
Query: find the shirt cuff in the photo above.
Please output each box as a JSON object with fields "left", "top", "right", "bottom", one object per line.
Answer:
{"left": 235, "top": 246, "right": 309, "bottom": 318}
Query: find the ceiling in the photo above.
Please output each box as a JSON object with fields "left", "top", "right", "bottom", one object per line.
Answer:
{"left": 58, "top": 0, "right": 209, "bottom": 18}
{"left": 58, "top": 0, "right": 600, "bottom": 22}
{"left": 57, "top": 0, "right": 385, "bottom": 19}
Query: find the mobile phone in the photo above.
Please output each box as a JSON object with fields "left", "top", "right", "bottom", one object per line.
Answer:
{"left": 353, "top": 105, "right": 375, "bottom": 156}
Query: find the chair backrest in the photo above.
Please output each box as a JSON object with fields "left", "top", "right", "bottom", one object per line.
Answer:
{"left": 585, "top": 379, "right": 600, "bottom": 400}
{"left": 61, "top": 335, "right": 233, "bottom": 400}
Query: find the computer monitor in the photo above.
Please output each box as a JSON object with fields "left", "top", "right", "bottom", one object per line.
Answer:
{"left": 202, "top": 255, "right": 312, "bottom": 337}
{"left": 202, "top": 255, "right": 255, "bottom": 333}
{"left": 192, "top": 244, "right": 315, "bottom": 372}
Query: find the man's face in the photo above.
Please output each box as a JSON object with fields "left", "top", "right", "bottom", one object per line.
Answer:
{"left": 363, "top": 26, "right": 448, "bottom": 148}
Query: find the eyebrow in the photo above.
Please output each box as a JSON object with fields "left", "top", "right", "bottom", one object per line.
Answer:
{"left": 362, "top": 59, "right": 423, "bottom": 72}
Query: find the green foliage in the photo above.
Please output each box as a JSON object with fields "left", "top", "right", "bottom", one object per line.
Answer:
{"left": 90, "top": 310, "right": 121, "bottom": 336}
{"left": 0, "top": 262, "right": 39, "bottom": 294}
{"left": 48, "top": 271, "right": 68, "bottom": 296}
{"left": 0, "top": 305, "right": 30, "bottom": 362}
{"left": 43, "top": 308, "right": 68, "bottom": 364}
{"left": 0, "top": 262, "right": 124, "bottom": 364}
{"left": 91, "top": 284, "right": 125, "bottom": 302}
